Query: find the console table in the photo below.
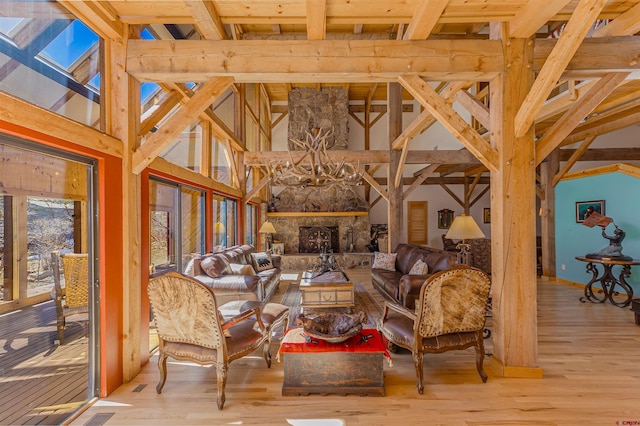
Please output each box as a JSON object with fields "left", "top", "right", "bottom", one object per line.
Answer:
{"left": 575, "top": 256, "right": 639, "bottom": 307}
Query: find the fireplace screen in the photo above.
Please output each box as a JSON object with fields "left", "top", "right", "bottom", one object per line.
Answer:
{"left": 299, "top": 226, "right": 339, "bottom": 253}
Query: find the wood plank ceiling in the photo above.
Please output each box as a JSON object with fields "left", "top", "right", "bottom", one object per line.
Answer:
{"left": 28, "top": 1, "right": 640, "bottom": 180}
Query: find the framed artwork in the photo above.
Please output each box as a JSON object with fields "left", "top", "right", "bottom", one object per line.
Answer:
{"left": 438, "top": 209, "right": 454, "bottom": 229}
{"left": 271, "top": 242, "right": 284, "bottom": 255}
{"left": 576, "top": 200, "right": 605, "bottom": 223}
{"left": 483, "top": 208, "right": 491, "bottom": 224}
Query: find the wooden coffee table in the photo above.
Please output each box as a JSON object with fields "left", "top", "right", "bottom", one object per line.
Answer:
{"left": 279, "top": 327, "right": 387, "bottom": 396}
{"left": 299, "top": 270, "right": 354, "bottom": 310}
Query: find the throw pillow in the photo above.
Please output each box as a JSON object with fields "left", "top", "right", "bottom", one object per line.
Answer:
{"left": 228, "top": 263, "right": 257, "bottom": 275}
{"left": 409, "top": 259, "right": 429, "bottom": 275}
{"left": 200, "top": 255, "right": 232, "bottom": 278}
{"left": 251, "top": 252, "right": 274, "bottom": 272}
{"left": 372, "top": 252, "right": 397, "bottom": 271}
{"left": 182, "top": 254, "right": 203, "bottom": 276}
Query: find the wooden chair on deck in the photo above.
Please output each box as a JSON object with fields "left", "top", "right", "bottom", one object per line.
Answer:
{"left": 51, "top": 252, "right": 89, "bottom": 345}
{"left": 378, "top": 265, "right": 491, "bottom": 394}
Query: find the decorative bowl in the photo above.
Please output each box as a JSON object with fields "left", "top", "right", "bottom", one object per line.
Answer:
{"left": 295, "top": 311, "right": 367, "bottom": 343}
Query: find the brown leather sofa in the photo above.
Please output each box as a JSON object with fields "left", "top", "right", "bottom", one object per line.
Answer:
{"left": 183, "top": 245, "right": 281, "bottom": 305}
{"left": 371, "top": 243, "right": 456, "bottom": 310}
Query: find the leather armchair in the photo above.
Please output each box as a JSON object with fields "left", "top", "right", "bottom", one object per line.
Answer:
{"left": 148, "top": 272, "right": 277, "bottom": 410}
{"left": 378, "top": 265, "right": 491, "bottom": 394}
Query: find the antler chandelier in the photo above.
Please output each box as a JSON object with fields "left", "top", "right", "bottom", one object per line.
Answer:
{"left": 267, "top": 127, "right": 361, "bottom": 188}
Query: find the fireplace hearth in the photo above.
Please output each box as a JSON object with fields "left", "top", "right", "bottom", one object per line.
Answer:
{"left": 299, "top": 226, "right": 340, "bottom": 253}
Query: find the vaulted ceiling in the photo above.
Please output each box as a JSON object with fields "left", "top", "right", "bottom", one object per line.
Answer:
{"left": 4, "top": 0, "right": 640, "bottom": 180}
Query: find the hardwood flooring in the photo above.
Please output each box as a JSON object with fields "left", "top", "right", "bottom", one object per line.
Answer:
{"left": 70, "top": 270, "right": 640, "bottom": 425}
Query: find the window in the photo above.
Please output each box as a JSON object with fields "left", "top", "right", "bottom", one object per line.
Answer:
{"left": 149, "top": 178, "right": 205, "bottom": 274}
{"left": 212, "top": 194, "right": 238, "bottom": 249}
{"left": 0, "top": 5, "right": 102, "bottom": 127}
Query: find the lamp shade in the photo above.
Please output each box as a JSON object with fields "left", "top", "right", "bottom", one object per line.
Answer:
{"left": 214, "top": 221, "right": 226, "bottom": 233}
{"left": 445, "top": 214, "right": 485, "bottom": 240}
{"left": 259, "top": 221, "right": 276, "bottom": 234}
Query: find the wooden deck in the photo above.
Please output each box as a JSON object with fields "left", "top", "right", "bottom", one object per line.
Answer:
{"left": 0, "top": 299, "right": 89, "bottom": 425}
{"left": 70, "top": 270, "right": 640, "bottom": 425}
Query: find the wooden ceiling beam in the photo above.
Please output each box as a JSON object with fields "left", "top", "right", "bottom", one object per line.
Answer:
{"left": 561, "top": 106, "right": 640, "bottom": 145}
{"left": 359, "top": 168, "right": 388, "bottom": 201}
{"left": 404, "top": 163, "right": 439, "bottom": 198}
{"left": 399, "top": 74, "right": 498, "bottom": 172}
{"left": 306, "top": 0, "right": 327, "bottom": 40}
{"left": 454, "top": 89, "right": 490, "bottom": 131}
{"left": 132, "top": 77, "right": 234, "bottom": 174}
{"left": 243, "top": 149, "right": 481, "bottom": 166}
{"left": 553, "top": 136, "right": 597, "bottom": 186}
{"left": 184, "top": 0, "right": 227, "bottom": 40}
{"left": 559, "top": 147, "right": 640, "bottom": 161}
{"left": 58, "top": 0, "right": 123, "bottom": 39}
{"left": 126, "top": 39, "right": 504, "bottom": 82}
{"left": 509, "top": 0, "right": 571, "bottom": 39}
{"left": 515, "top": 0, "right": 607, "bottom": 137}
{"left": 391, "top": 81, "right": 472, "bottom": 150}
{"left": 403, "top": 0, "right": 449, "bottom": 41}
{"left": 535, "top": 72, "right": 628, "bottom": 165}
{"left": 592, "top": 3, "right": 640, "bottom": 37}
{"left": 0, "top": 91, "right": 122, "bottom": 157}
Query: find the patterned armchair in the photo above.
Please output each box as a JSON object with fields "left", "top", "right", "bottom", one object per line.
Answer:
{"left": 148, "top": 272, "right": 288, "bottom": 410}
{"left": 378, "top": 265, "right": 491, "bottom": 394}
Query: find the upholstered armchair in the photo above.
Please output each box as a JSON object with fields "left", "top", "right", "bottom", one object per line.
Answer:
{"left": 378, "top": 265, "right": 491, "bottom": 394}
{"left": 51, "top": 252, "right": 89, "bottom": 345}
{"left": 148, "top": 272, "right": 285, "bottom": 410}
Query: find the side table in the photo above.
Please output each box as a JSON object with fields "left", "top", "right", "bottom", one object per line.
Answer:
{"left": 575, "top": 256, "right": 639, "bottom": 307}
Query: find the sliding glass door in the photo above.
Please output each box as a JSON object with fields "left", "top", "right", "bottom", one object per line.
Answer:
{"left": 0, "top": 135, "right": 98, "bottom": 424}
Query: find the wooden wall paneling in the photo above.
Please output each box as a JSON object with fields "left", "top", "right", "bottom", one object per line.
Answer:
{"left": 489, "top": 27, "right": 542, "bottom": 378}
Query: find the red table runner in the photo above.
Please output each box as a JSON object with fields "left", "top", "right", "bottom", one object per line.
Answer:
{"left": 278, "top": 328, "right": 392, "bottom": 365}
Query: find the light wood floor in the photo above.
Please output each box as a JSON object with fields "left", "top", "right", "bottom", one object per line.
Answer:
{"left": 70, "top": 270, "right": 640, "bottom": 425}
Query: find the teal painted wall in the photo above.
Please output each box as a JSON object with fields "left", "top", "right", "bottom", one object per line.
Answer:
{"left": 555, "top": 172, "right": 640, "bottom": 295}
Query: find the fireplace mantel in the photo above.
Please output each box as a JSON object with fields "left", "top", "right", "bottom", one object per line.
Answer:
{"left": 266, "top": 212, "right": 368, "bottom": 217}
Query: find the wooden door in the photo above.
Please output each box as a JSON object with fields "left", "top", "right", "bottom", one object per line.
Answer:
{"left": 407, "top": 201, "right": 428, "bottom": 245}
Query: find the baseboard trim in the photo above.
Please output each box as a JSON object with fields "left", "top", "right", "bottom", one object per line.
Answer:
{"left": 490, "top": 357, "right": 544, "bottom": 379}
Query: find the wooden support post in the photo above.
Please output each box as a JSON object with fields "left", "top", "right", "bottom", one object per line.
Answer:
{"left": 105, "top": 28, "right": 142, "bottom": 383}
{"left": 387, "top": 82, "right": 403, "bottom": 252}
{"left": 489, "top": 27, "right": 542, "bottom": 378}
{"left": 540, "top": 150, "right": 559, "bottom": 278}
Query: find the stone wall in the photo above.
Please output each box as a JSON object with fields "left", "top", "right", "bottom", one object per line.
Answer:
{"left": 272, "top": 186, "right": 367, "bottom": 213}
{"left": 288, "top": 87, "right": 349, "bottom": 150}
{"left": 269, "top": 214, "right": 370, "bottom": 255}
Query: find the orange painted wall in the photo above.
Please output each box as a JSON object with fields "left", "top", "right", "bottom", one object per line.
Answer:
{"left": 0, "top": 120, "right": 124, "bottom": 396}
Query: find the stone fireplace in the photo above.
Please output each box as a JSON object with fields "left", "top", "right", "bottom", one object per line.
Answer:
{"left": 299, "top": 226, "right": 339, "bottom": 253}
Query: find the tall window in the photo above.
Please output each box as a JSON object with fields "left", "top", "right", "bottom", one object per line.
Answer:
{"left": 212, "top": 194, "right": 238, "bottom": 249}
{"left": 149, "top": 178, "right": 205, "bottom": 274}
{"left": 245, "top": 203, "right": 258, "bottom": 246}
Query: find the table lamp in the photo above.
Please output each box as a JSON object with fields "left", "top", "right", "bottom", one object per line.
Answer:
{"left": 445, "top": 214, "right": 485, "bottom": 265}
{"left": 259, "top": 221, "right": 277, "bottom": 252}
{"left": 214, "top": 221, "right": 226, "bottom": 246}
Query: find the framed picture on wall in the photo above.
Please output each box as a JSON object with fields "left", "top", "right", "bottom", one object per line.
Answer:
{"left": 575, "top": 200, "right": 605, "bottom": 223}
{"left": 271, "top": 242, "right": 284, "bottom": 255}
{"left": 483, "top": 208, "right": 491, "bottom": 224}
